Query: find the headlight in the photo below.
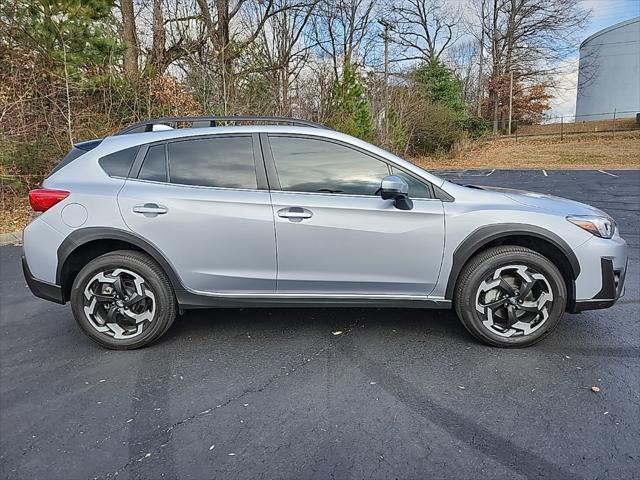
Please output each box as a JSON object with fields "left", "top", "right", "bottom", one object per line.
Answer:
{"left": 566, "top": 215, "right": 615, "bottom": 239}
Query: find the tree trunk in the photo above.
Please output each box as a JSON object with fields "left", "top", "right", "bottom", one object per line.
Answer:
{"left": 215, "top": 0, "right": 233, "bottom": 112}
{"left": 120, "top": 0, "right": 139, "bottom": 78}
{"left": 491, "top": 0, "right": 499, "bottom": 134}
{"left": 150, "top": 0, "right": 166, "bottom": 74}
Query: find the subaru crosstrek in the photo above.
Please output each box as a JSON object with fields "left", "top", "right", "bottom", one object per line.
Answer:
{"left": 22, "top": 116, "right": 628, "bottom": 349}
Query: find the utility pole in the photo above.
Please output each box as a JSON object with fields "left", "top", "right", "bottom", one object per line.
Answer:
{"left": 379, "top": 19, "right": 392, "bottom": 143}
{"left": 508, "top": 70, "right": 513, "bottom": 135}
{"left": 477, "top": 0, "right": 485, "bottom": 117}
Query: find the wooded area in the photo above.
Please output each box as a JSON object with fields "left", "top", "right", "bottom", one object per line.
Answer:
{"left": 1, "top": 0, "right": 589, "bottom": 190}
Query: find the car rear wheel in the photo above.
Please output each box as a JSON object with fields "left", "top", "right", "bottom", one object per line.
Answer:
{"left": 454, "top": 246, "right": 567, "bottom": 347}
{"left": 70, "top": 250, "right": 177, "bottom": 349}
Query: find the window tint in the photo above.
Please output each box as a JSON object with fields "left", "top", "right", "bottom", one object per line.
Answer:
{"left": 139, "top": 144, "right": 167, "bottom": 182}
{"left": 168, "top": 137, "right": 256, "bottom": 189}
{"left": 269, "top": 136, "right": 389, "bottom": 195}
{"left": 99, "top": 146, "right": 139, "bottom": 178}
{"left": 391, "top": 167, "right": 432, "bottom": 199}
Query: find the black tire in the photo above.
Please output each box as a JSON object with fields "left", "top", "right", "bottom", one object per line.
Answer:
{"left": 70, "top": 250, "right": 177, "bottom": 350}
{"left": 454, "top": 246, "right": 567, "bottom": 347}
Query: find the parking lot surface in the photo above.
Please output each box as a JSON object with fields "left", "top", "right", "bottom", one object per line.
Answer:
{"left": 1, "top": 169, "right": 639, "bottom": 480}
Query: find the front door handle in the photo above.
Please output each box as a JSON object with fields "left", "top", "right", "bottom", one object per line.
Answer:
{"left": 277, "top": 207, "right": 313, "bottom": 222}
{"left": 132, "top": 203, "right": 168, "bottom": 216}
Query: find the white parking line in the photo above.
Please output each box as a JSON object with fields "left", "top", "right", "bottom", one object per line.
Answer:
{"left": 542, "top": 170, "right": 548, "bottom": 177}
{"left": 486, "top": 169, "right": 495, "bottom": 176}
{"left": 598, "top": 170, "right": 618, "bottom": 178}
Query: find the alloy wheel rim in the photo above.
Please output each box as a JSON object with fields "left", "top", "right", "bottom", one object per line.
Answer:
{"left": 475, "top": 264, "right": 553, "bottom": 338}
{"left": 82, "top": 268, "right": 156, "bottom": 339}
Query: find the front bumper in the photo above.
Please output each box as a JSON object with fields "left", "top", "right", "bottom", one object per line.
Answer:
{"left": 22, "top": 255, "right": 65, "bottom": 304}
{"left": 571, "top": 257, "right": 627, "bottom": 312}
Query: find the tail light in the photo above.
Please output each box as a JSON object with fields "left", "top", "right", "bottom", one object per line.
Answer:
{"left": 28, "top": 189, "right": 70, "bottom": 212}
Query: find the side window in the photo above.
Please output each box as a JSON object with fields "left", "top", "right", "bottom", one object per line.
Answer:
{"left": 139, "top": 144, "right": 167, "bottom": 182}
{"left": 99, "top": 146, "right": 139, "bottom": 178}
{"left": 391, "top": 167, "right": 432, "bottom": 199}
{"left": 269, "top": 136, "right": 390, "bottom": 196}
{"left": 167, "top": 136, "right": 257, "bottom": 189}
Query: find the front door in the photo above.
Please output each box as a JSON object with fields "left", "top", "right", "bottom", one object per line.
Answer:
{"left": 118, "top": 134, "right": 276, "bottom": 294}
{"left": 265, "top": 135, "right": 445, "bottom": 296}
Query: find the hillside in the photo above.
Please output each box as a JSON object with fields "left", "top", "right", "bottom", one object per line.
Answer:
{"left": 412, "top": 130, "right": 640, "bottom": 170}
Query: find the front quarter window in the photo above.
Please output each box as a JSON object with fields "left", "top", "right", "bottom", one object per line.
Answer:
{"left": 390, "top": 167, "right": 433, "bottom": 199}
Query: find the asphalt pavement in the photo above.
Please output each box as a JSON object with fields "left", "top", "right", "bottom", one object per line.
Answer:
{"left": 1, "top": 169, "right": 639, "bottom": 480}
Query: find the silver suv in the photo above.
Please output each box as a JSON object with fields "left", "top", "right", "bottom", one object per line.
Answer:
{"left": 22, "top": 116, "right": 628, "bottom": 349}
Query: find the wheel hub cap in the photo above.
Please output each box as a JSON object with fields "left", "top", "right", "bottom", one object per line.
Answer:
{"left": 82, "top": 268, "right": 156, "bottom": 339}
{"left": 475, "top": 264, "right": 553, "bottom": 338}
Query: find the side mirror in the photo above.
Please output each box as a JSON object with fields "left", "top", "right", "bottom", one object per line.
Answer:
{"left": 380, "top": 175, "right": 413, "bottom": 210}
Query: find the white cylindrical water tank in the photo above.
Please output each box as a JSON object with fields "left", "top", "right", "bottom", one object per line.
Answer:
{"left": 575, "top": 17, "right": 640, "bottom": 121}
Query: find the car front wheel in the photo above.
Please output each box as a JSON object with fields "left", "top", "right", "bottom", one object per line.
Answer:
{"left": 454, "top": 246, "right": 567, "bottom": 347}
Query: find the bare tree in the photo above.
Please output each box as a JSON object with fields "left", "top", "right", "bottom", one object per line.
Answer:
{"left": 475, "top": 0, "right": 589, "bottom": 132}
{"left": 252, "top": 0, "right": 318, "bottom": 115}
{"left": 194, "top": 0, "right": 310, "bottom": 112}
{"left": 311, "top": 0, "right": 376, "bottom": 80}
{"left": 390, "top": 0, "right": 459, "bottom": 63}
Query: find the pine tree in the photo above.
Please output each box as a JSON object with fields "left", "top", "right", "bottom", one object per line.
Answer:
{"left": 415, "top": 59, "right": 467, "bottom": 115}
{"left": 327, "top": 61, "right": 374, "bottom": 141}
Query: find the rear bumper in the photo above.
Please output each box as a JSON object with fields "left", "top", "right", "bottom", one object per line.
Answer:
{"left": 571, "top": 257, "right": 626, "bottom": 313}
{"left": 22, "top": 255, "right": 65, "bottom": 304}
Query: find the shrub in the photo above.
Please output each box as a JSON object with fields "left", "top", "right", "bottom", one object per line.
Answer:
{"left": 410, "top": 102, "right": 466, "bottom": 154}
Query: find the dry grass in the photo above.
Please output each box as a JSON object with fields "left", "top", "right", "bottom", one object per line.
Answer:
{"left": 411, "top": 130, "right": 640, "bottom": 170}
{"left": 517, "top": 117, "right": 637, "bottom": 136}
{"left": 0, "top": 196, "right": 31, "bottom": 235}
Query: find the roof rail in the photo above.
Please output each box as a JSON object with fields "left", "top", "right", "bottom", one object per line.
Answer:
{"left": 114, "top": 116, "right": 327, "bottom": 135}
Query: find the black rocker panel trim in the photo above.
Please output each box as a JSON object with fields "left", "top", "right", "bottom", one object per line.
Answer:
{"left": 445, "top": 224, "right": 581, "bottom": 300}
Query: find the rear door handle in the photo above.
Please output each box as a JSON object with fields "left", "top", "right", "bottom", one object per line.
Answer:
{"left": 277, "top": 207, "right": 313, "bottom": 222}
{"left": 132, "top": 203, "right": 168, "bottom": 216}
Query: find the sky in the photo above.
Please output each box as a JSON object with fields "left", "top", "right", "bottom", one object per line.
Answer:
{"left": 549, "top": 0, "right": 640, "bottom": 118}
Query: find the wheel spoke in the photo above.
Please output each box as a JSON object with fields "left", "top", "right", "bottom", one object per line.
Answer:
{"left": 124, "top": 293, "right": 145, "bottom": 308}
{"left": 105, "top": 304, "right": 118, "bottom": 323}
{"left": 517, "top": 303, "right": 542, "bottom": 313}
{"left": 499, "top": 278, "right": 515, "bottom": 296}
{"left": 481, "top": 298, "right": 507, "bottom": 310}
{"left": 112, "top": 275, "right": 126, "bottom": 298}
{"left": 506, "top": 305, "right": 518, "bottom": 327}
{"left": 92, "top": 293, "right": 116, "bottom": 303}
{"left": 517, "top": 279, "right": 536, "bottom": 299}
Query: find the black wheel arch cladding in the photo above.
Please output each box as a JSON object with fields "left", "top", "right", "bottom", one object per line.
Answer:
{"left": 57, "top": 227, "right": 185, "bottom": 301}
{"left": 445, "top": 224, "right": 580, "bottom": 300}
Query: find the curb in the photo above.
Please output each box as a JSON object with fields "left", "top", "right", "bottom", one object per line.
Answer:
{"left": 0, "top": 230, "right": 23, "bottom": 247}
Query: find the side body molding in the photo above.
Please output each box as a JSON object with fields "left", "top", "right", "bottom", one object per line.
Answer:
{"left": 444, "top": 223, "right": 581, "bottom": 300}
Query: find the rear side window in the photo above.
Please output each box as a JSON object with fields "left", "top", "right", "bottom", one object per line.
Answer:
{"left": 167, "top": 136, "right": 256, "bottom": 189}
{"left": 138, "top": 144, "right": 167, "bottom": 182}
{"left": 99, "top": 146, "right": 139, "bottom": 178}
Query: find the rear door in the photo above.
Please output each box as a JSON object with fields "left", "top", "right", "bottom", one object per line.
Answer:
{"left": 264, "top": 134, "right": 445, "bottom": 296}
{"left": 118, "top": 134, "right": 276, "bottom": 294}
